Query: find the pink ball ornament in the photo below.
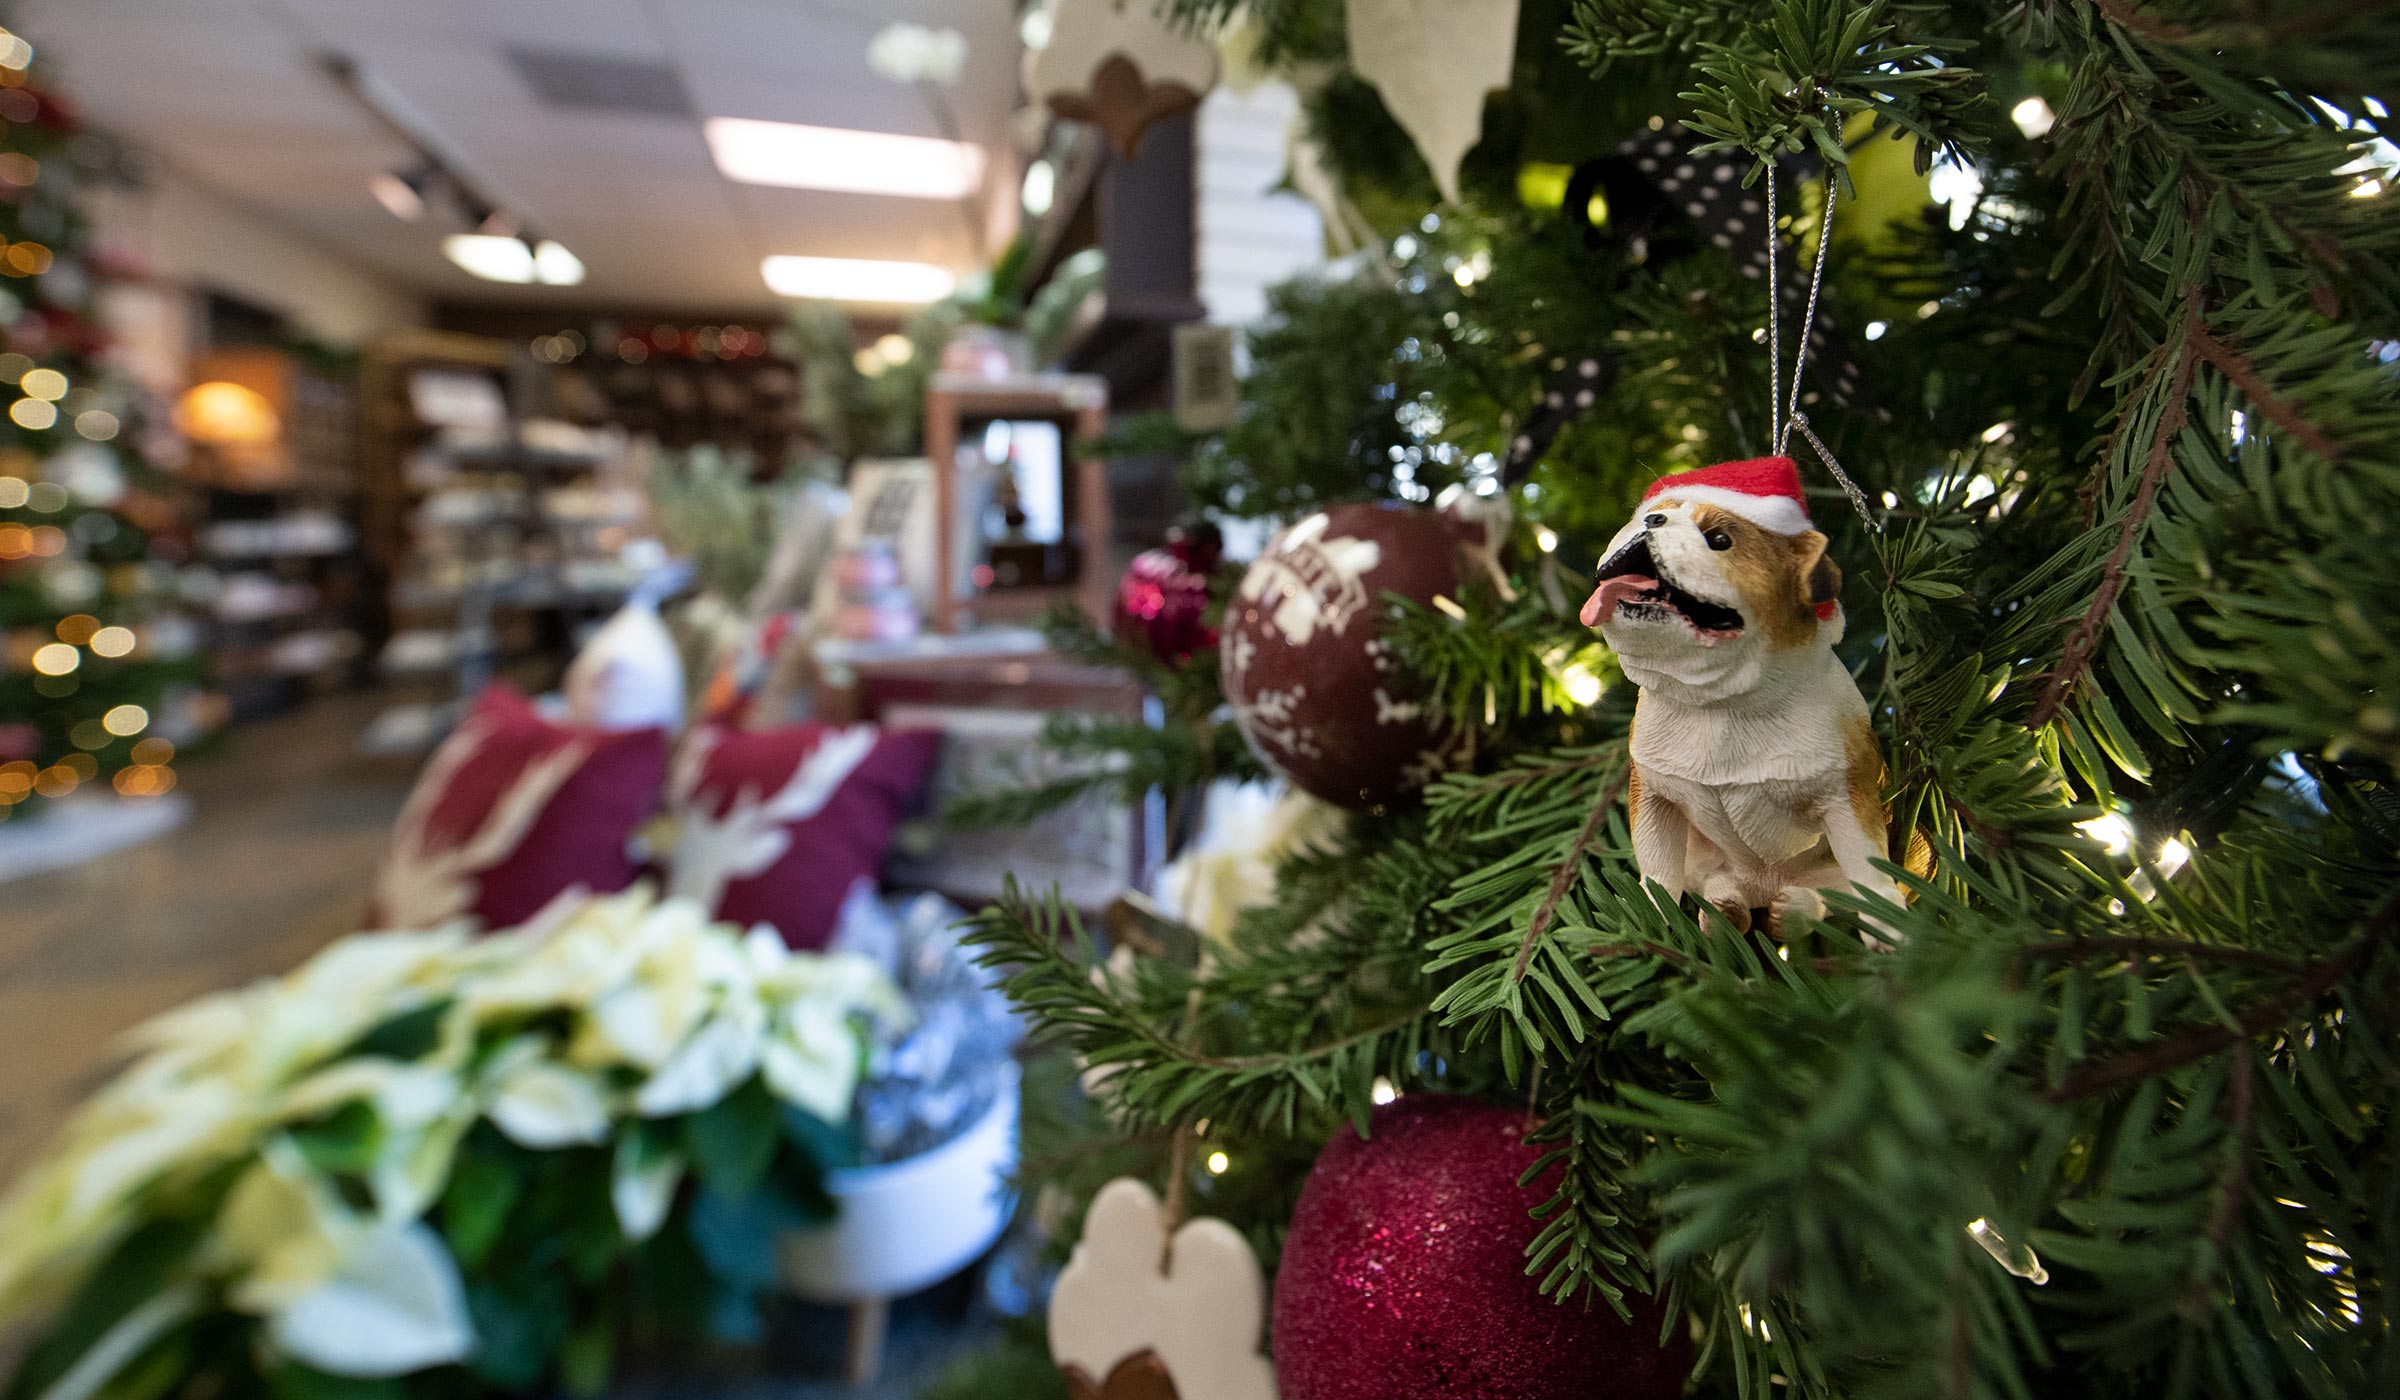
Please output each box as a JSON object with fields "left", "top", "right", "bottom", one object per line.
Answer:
{"left": 1113, "top": 521, "right": 1222, "bottom": 665}
{"left": 1273, "top": 1096, "right": 1691, "bottom": 1400}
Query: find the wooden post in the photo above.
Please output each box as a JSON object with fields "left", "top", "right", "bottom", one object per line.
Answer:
{"left": 843, "top": 1295, "right": 890, "bottom": 1388}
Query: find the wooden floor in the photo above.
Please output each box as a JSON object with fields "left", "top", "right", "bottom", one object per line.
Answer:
{"left": 0, "top": 691, "right": 410, "bottom": 1179}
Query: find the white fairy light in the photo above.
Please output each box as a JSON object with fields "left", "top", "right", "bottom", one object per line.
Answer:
{"left": 1205, "top": 1150, "right": 1231, "bottom": 1175}
{"left": 2010, "top": 97, "right": 2057, "bottom": 138}
{"left": 2075, "top": 812, "right": 2134, "bottom": 856}
{"left": 1370, "top": 1076, "right": 1398, "bottom": 1105}
{"left": 1968, "top": 1217, "right": 2050, "bottom": 1283}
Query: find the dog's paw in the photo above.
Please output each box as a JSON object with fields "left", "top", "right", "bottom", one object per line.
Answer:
{"left": 1767, "top": 885, "right": 1825, "bottom": 940}
{"left": 1857, "top": 913, "right": 1906, "bottom": 953}
{"left": 1700, "top": 873, "right": 1752, "bottom": 933}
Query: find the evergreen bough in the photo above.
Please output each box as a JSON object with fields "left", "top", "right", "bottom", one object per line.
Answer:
{"left": 966, "top": 4, "right": 2400, "bottom": 1397}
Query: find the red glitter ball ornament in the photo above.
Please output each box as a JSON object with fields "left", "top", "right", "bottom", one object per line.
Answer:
{"left": 1273, "top": 1096, "right": 1690, "bottom": 1400}
{"left": 1113, "top": 521, "right": 1222, "bottom": 665}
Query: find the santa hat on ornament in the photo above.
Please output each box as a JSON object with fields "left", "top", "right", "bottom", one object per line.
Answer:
{"left": 1642, "top": 455, "right": 1813, "bottom": 535}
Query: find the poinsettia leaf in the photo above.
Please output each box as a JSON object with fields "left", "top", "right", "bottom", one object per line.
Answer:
{"left": 683, "top": 1080, "right": 778, "bottom": 1200}
{"left": 464, "top": 1273, "right": 569, "bottom": 1390}
{"left": 557, "top": 1307, "right": 617, "bottom": 1399}
{"left": 289, "top": 1102, "right": 383, "bottom": 1179}
{"left": 438, "top": 1147, "right": 523, "bottom": 1272}
{"left": 264, "top": 1362, "right": 407, "bottom": 1400}
{"left": 342, "top": 1001, "right": 453, "bottom": 1063}
{"left": 3, "top": 1219, "right": 206, "bottom": 1400}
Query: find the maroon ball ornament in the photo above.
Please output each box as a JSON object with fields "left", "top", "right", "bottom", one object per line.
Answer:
{"left": 1273, "top": 1096, "right": 1691, "bottom": 1400}
{"left": 1219, "top": 503, "right": 1472, "bottom": 810}
{"left": 1114, "top": 522, "right": 1223, "bottom": 665}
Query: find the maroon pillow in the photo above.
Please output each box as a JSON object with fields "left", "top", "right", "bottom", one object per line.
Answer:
{"left": 374, "top": 685, "right": 668, "bottom": 931}
{"left": 662, "top": 722, "right": 941, "bottom": 949}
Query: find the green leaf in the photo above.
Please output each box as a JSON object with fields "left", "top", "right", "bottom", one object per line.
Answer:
{"left": 264, "top": 1364, "right": 408, "bottom": 1400}
{"left": 289, "top": 1101, "right": 382, "bottom": 1178}
{"left": 3, "top": 1220, "right": 206, "bottom": 1400}
{"left": 465, "top": 1273, "right": 570, "bottom": 1390}
{"left": 439, "top": 1145, "right": 524, "bottom": 1271}
{"left": 684, "top": 1079, "right": 781, "bottom": 1201}
{"left": 557, "top": 1310, "right": 616, "bottom": 1398}
{"left": 344, "top": 1001, "right": 453, "bottom": 1062}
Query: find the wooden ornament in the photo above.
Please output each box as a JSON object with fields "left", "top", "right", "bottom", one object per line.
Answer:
{"left": 1342, "top": 0, "right": 1520, "bottom": 204}
{"left": 1049, "top": 1179, "right": 1276, "bottom": 1400}
{"left": 1033, "top": 0, "right": 1220, "bottom": 159}
{"left": 1063, "top": 1349, "right": 1183, "bottom": 1400}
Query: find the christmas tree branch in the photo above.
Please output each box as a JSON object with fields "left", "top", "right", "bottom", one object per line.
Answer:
{"left": 1514, "top": 763, "right": 1631, "bottom": 984}
{"left": 2025, "top": 298, "right": 2203, "bottom": 730}
{"left": 2186, "top": 322, "right": 2346, "bottom": 463}
{"left": 2045, "top": 882, "right": 2400, "bottom": 1101}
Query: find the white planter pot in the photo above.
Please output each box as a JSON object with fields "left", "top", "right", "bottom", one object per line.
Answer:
{"left": 777, "top": 1064, "right": 1021, "bottom": 1303}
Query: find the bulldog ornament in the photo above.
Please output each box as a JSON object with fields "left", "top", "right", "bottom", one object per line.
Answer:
{"left": 1580, "top": 456, "right": 1907, "bottom": 945}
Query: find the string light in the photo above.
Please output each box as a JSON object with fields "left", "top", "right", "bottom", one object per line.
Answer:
{"left": 10, "top": 398, "right": 55, "bottom": 429}
{"left": 30, "top": 641, "right": 78, "bottom": 675}
{"left": 2074, "top": 812, "right": 2133, "bottom": 855}
{"left": 0, "top": 475, "right": 23, "bottom": 506}
{"left": 1205, "top": 1150, "right": 1231, "bottom": 1175}
{"left": 102, "top": 704, "right": 148, "bottom": 736}
{"left": 18, "top": 368, "right": 63, "bottom": 400}
{"left": 1370, "top": 1076, "right": 1399, "bottom": 1105}
{"left": 55, "top": 613, "right": 99, "bottom": 645}
{"left": 89, "top": 626, "right": 137, "bottom": 657}
{"left": 1559, "top": 662, "right": 1605, "bottom": 706}
{"left": 1968, "top": 1217, "right": 2049, "bottom": 1283}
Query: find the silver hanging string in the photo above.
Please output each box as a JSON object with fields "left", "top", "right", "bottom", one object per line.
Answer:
{"left": 1759, "top": 151, "right": 1877, "bottom": 530}
{"left": 1778, "top": 187, "right": 1836, "bottom": 456}
{"left": 1790, "top": 410, "right": 1879, "bottom": 530}
{"left": 1764, "top": 171, "right": 1781, "bottom": 459}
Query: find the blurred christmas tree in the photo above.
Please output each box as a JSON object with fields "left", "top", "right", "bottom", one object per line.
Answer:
{"left": 0, "top": 24, "right": 207, "bottom": 823}
{"left": 961, "top": 2, "right": 2400, "bottom": 1398}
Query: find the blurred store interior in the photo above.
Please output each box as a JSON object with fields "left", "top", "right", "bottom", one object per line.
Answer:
{"left": 0, "top": 1, "right": 1323, "bottom": 1394}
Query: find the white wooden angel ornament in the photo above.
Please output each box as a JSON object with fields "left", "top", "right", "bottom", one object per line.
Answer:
{"left": 1579, "top": 455, "right": 1911, "bottom": 945}
{"left": 1049, "top": 1178, "right": 1277, "bottom": 1400}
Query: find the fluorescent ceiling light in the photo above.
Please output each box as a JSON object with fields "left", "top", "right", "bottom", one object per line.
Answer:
{"left": 705, "top": 117, "right": 984, "bottom": 198}
{"left": 761, "top": 255, "right": 956, "bottom": 303}
{"left": 533, "top": 240, "right": 586, "bottom": 286}
{"left": 443, "top": 235, "right": 585, "bottom": 286}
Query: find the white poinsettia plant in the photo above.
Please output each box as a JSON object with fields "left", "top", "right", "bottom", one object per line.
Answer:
{"left": 0, "top": 888, "right": 902, "bottom": 1398}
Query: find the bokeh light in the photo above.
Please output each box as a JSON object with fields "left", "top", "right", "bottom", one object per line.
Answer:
{"left": 102, "top": 703, "right": 148, "bottom": 736}
{"left": 89, "top": 626, "right": 137, "bottom": 657}
{"left": 31, "top": 642, "right": 78, "bottom": 675}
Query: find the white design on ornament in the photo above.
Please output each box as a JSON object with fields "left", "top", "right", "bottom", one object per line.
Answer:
{"left": 1236, "top": 685, "right": 1319, "bottom": 761}
{"left": 376, "top": 717, "right": 590, "bottom": 930}
{"left": 1224, "top": 628, "right": 1255, "bottom": 678}
{"left": 665, "top": 725, "right": 878, "bottom": 914}
{"left": 1239, "top": 512, "right": 1381, "bottom": 645}
{"left": 1373, "top": 687, "right": 1422, "bottom": 725}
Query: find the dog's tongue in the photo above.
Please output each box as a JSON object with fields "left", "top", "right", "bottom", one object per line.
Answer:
{"left": 1581, "top": 575, "right": 1656, "bottom": 627}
